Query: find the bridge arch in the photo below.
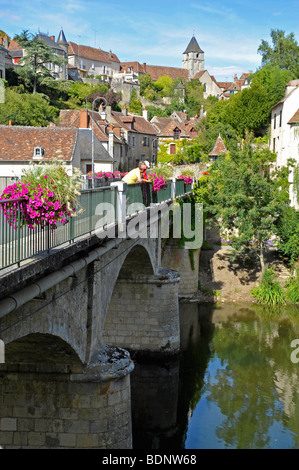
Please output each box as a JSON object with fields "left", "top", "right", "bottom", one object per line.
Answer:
{"left": 101, "top": 240, "right": 180, "bottom": 356}
{"left": 4, "top": 333, "right": 83, "bottom": 372}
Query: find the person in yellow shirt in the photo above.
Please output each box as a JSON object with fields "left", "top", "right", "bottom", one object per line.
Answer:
{"left": 122, "top": 161, "right": 149, "bottom": 184}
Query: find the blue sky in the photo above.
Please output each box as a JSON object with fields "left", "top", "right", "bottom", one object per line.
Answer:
{"left": 1, "top": 0, "right": 299, "bottom": 81}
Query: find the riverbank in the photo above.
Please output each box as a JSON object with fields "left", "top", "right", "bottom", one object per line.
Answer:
{"left": 190, "top": 247, "right": 291, "bottom": 304}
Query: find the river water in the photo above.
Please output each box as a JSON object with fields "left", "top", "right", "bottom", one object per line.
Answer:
{"left": 132, "top": 302, "right": 299, "bottom": 450}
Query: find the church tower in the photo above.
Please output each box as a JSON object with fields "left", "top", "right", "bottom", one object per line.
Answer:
{"left": 182, "top": 36, "right": 204, "bottom": 79}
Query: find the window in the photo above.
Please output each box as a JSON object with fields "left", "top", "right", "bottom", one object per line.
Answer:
{"left": 170, "top": 144, "right": 176, "bottom": 155}
{"left": 143, "top": 136, "right": 149, "bottom": 147}
{"left": 274, "top": 113, "right": 277, "bottom": 129}
{"left": 273, "top": 138, "right": 276, "bottom": 152}
{"left": 92, "top": 62, "right": 95, "bottom": 70}
{"left": 132, "top": 136, "right": 135, "bottom": 147}
{"left": 173, "top": 128, "right": 180, "bottom": 140}
{"left": 280, "top": 110, "right": 282, "bottom": 127}
{"left": 33, "top": 147, "right": 44, "bottom": 159}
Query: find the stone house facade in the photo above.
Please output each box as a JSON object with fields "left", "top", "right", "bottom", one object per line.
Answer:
{"left": 68, "top": 42, "right": 121, "bottom": 79}
{"left": 106, "top": 107, "right": 158, "bottom": 169}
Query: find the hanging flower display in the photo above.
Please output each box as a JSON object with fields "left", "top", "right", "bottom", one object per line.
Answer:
{"left": 177, "top": 174, "right": 193, "bottom": 184}
{"left": 0, "top": 162, "right": 82, "bottom": 231}
{"left": 147, "top": 173, "right": 168, "bottom": 192}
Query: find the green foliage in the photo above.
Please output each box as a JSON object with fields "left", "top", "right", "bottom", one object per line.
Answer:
{"left": 0, "top": 88, "right": 58, "bottom": 126}
{"left": 258, "top": 29, "right": 299, "bottom": 77}
{"left": 145, "top": 106, "right": 168, "bottom": 121}
{"left": 222, "top": 82, "right": 270, "bottom": 136}
{"left": 128, "top": 89, "right": 142, "bottom": 114}
{"left": 252, "top": 64, "right": 293, "bottom": 108}
{"left": 14, "top": 30, "right": 67, "bottom": 94}
{"left": 251, "top": 267, "right": 286, "bottom": 305}
{"left": 196, "top": 142, "right": 289, "bottom": 269}
{"left": 286, "top": 270, "right": 299, "bottom": 303}
{"left": 276, "top": 206, "right": 299, "bottom": 265}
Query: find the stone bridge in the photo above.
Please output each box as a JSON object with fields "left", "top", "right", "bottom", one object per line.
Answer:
{"left": 0, "top": 188, "right": 202, "bottom": 449}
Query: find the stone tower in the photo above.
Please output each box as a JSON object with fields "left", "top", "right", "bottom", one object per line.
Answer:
{"left": 57, "top": 28, "right": 68, "bottom": 80}
{"left": 182, "top": 36, "right": 204, "bottom": 79}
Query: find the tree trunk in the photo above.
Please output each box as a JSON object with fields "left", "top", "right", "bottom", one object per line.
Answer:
{"left": 259, "top": 242, "right": 265, "bottom": 279}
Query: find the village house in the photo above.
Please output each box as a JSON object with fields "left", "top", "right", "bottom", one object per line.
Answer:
{"left": 68, "top": 42, "right": 121, "bottom": 80}
{"left": 7, "top": 29, "right": 69, "bottom": 81}
{"left": 0, "top": 124, "right": 114, "bottom": 193}
{"left": 151, "top": 112, "right": 199, "bottom": 155}
{"left": 57, "top": 108, "right": 126, "bottom": 173}
{"left": 270, "top": 80, "right": 299, "bottom": 209}
{"left": 105, "top": 106, "right": 158, "bottom": 168}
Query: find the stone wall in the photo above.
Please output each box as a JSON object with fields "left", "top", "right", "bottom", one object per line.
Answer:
{"left": 162, "top": 244, "right": 200, "bottom": 296}
{"left": 103, "top": 270, "right": 180, "bottom": 354}
{"left": 0, "top": 367, "right": 132, "bottom": 449}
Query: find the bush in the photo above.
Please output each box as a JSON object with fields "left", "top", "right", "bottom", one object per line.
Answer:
{"left": 251, "top": 267, "right": 286, "bottom": 305}
{"left": 286, "top": 269, "right": 299, "bottom": 303}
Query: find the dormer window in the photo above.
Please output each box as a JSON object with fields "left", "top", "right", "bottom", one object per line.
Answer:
{"left": 33, "top": 147, "right": 45, "bottom": 159}
{"left": 173, "top": 128, "right": 181, "bottom": 140}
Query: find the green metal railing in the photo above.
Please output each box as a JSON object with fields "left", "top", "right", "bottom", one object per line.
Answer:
{"left": 0, "top": 179, "right": 193, "bottom": 271}
{"left": 0, "top": 187, "right": 117, "bottom": 270}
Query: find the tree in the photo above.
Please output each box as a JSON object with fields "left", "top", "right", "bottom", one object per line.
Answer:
{"left": 195, "top": 142, "right": 289, "bottom": 272}
{"left": 252, "top": 64, "right": 293, "bottom": 108}
{"left": 0, "top": 88, "right": 58, "bottom": 126}
{"left": 258, "top": 29, "right": 299, "bottom": 77}
{"left": 223, "top": 81, "right": 270, "bottom": 137}
{"left": 14, "top": 30, "right": 67, "bottom": 93}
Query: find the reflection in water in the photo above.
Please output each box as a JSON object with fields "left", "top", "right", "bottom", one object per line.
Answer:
{"left": 132, "top": 302, "right": 299, "bottom": 449}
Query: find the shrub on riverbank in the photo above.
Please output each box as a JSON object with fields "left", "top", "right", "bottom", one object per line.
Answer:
{"left": 251, "top": 267, "right": 287, "bottom": 305}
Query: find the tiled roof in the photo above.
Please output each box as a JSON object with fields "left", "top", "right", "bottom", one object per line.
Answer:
{"left": 7, "top": 39, "right": 22, "bottom": 51}
{"left": 58, "top": 109, "right": 113, "bottom": 142}
{"left": 129, "top": 115, "right": 157, "bottom": 136}
{"left": 157, "top": 120, "right": 189, "bottom": 138}
{"left": 288, "top": 109, "right": 299, "bottom": 124}
{"left": 120, "top": 62, "right": 146, "bottom": 74}
{"left": 144, "top": 65, "right": 189, "bottom": 82}
{"left": 68, "top": 41, "right": 120, "bottom": 64}
{"left": 209, "top": 134, "right": 228, "bottom": 156}
{"left": 0, "top": 126, "right": 78, "bottom": 161}
{"left": 217, "top": 82, "right": 233, "bottom": 90}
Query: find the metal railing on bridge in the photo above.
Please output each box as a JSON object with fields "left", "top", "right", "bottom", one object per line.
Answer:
{"left": 0, "top": 179, "right": 194, "bottom": 271}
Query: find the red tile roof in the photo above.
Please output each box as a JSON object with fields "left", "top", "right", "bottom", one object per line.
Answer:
{"left": 68, "top": 41, "right": 120, "bottom": 64}
{"left": 288, "top": 109, "right": 299, "bottom": 124}
{"left": 209, "top": 135, "right": 228, "bottom": 156}
{"left": 0, "top": 126, "right": 78, "bottom": 161}
{"left": 144, "top": 65, "right": 189, "bottom": 82}
{"left": 120, "top": 62, "right": 146, "bottom": 74}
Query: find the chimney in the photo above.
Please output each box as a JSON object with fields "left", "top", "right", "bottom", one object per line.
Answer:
{"left": 108, "top": 125, "right": 114, "bottom": 158}
{"left": 50, "top": 35, "right": 55, "bottom": 42}
{"left": 79, "top": 109, "right": 88, "bottom": 128}
{"left": 106, "top": 105, "right": 112, "bottom": 117}
{"left": 3, "top": 36, "right": 8, "bottom": 49}
{"left": 234, "top": 74, "right": 238, "bottom": 82}
{"left": 8, "top": 120, "right": 12, "bottom": 126}
{"left": 122, "top": 104, "right": 128, "bottom": 116}
{"left": 143, "top": 108, "right": 148, "bottom": 121}
{"left": 143, "top": 63, "right": 146, "bottom": 72}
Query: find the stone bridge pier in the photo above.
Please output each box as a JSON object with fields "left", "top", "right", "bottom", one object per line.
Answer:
{"left": 0, "top": 230, "right": 181, "bottom": 449}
